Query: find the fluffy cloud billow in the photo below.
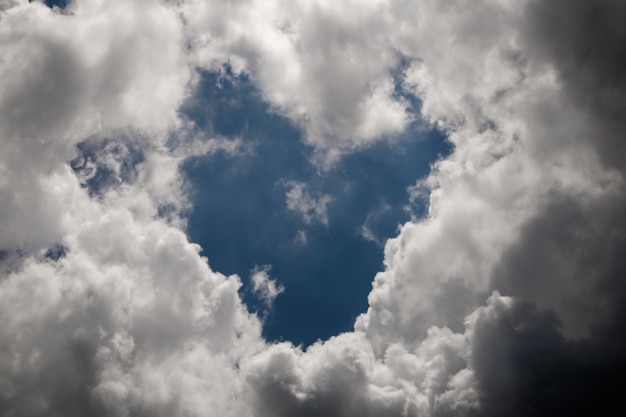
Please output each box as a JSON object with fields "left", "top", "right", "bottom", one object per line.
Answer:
{"left": 1, "top": 0, "right": 625, "bottom": 416}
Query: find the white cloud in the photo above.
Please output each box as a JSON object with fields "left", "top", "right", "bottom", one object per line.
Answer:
{"left": 243, "top": 327, "right": 475, "bottom": 417}
{"left": 285, "top": 181, "right": 333, "bottom": 225}
{"left": 181, "top": 0, "right": 410, "bottom": 161}
{"left": 250, "top": 266, "right": 285, "bottom": 308}
{"left": 0, "top": 3, "right": 260, "bottom": 415}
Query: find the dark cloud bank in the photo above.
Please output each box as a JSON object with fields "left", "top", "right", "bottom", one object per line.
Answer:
{"left": 481, "top": 2, "right": 626, "bottom": 415}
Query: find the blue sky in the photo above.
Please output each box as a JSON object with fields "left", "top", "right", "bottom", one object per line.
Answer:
{"left": 182, "top": 69, "right": 450, "bottom": 345}
{"left": 43, "top": 0, "right": 68, "bottom": 7}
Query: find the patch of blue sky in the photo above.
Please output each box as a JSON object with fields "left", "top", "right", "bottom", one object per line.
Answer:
{"left": 181, "top": 68, "right": 451, "bottom": 346}
{"left": 41, "top": 0, "right": 69, "bottom": 8}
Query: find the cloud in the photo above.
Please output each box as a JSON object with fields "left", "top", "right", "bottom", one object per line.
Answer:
{"left": 466, "top": 290, "right": 626, "bottom": 416}
{"left": 357, "top": 0, "right": 626, "bottom": 415}
{"left": 284, "top": 181, "right": 333, "bottom": 226}
{"left": 181, "top": 0, "right": 411, "bottom": 160}
{"left": 0, "top": 195, "right": 264, "bottom": 416}
{"left": 524, "top": 0, "right": 626, "bottom": 173}
{"left": 250, "top": 265, "right": 285, "bottom": 308}
{"left": 244, "top": 328, "right": 475, "bottom": 417}
{"left": 356, "top": 0, "right": 625, "bottom": 351}
{"left": 0, "top": 0, "right": 191, "bottom": 251}
{"left": 359, "top": 202, "right": 392, "bottom": 246}
{"left": 0, "top": 2, "right": 259, "bottom": 416}
{"left": 2, "top": 0, "right": 626, "bottom": 416}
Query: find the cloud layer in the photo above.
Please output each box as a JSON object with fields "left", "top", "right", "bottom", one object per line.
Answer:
{"left": 1, "top": 0, "right": 625, "bottom": 416}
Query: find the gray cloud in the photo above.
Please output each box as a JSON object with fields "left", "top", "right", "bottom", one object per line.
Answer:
{"left": 525, "top": 0, "right": 626, "bottom": 171}
{"left": 467, "top": 292, "right": 626, "bottom": 417}
{"left": 474, "top": 3, "right": 626, "bottom": 413}
{"left": 284, "top": 181, "right": 333, "bottom": 226}
{"left": 492, "top": 192, "right": 626, "bottom": 338}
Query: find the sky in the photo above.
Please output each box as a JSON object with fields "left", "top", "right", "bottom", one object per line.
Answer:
{"left": 181, "top": 68, "right": 449, "bottom": 345}
{"left": 1, "top": 0, "right": 626, "bottom": 416}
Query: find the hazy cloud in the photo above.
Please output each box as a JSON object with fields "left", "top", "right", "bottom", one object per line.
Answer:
{"left": 284, "top": 181, "right": 333, "bottom": 226}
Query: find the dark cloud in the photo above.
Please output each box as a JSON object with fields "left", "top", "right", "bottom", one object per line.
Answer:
{"left": 469, "top": 295, "right": 626, "bottom": 417}
{"left": 525, "top": 0, "right": 626, "bottom": 171}
{"left": 475, "top": 2, "right": 626, "bottom": 413}
{"left": 492, "top": 192, "right": 626, "bottom": 338}
{"left": 486, "top": 187, "right": 626, "bottom": 416}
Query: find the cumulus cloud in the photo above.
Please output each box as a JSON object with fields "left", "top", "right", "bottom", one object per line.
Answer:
{"left": 181, "top": 0, "right": 411, "bottom": 160}
{"left": 356, "top": 0, "right": 624, "bottom": 349}
{"left": 2, "top": 0, "right": 626, "bottom": 416}
{"left": 245, "top": 326, "right": 476, "bottom": 417}
{"left": 0, "top": 0, "right": 191, "bottom": 251}
{"left": 0, "top": 2, "right": 260, "bottom": 416}
{"left": 357, "top": 1, "right": 626, "bottom": 415}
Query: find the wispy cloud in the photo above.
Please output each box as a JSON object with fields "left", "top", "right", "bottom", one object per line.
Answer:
{"left": 284, "top": 181, "right": 333, "bottom": 226}
{"left": 250, "top": 265, "right": 285, "bottom": 309}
